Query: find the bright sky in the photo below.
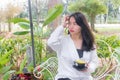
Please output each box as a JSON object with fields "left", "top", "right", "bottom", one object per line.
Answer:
{"left": 0, "top": 0, "right": 27, "bottom": 9}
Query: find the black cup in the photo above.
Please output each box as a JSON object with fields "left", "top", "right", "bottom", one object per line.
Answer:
{"left": 73, "top": 61, "right": 87, "bottom": 70}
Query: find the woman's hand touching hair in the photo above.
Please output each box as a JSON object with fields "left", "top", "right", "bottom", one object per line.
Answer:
{"left": 62, "top": 16, "right": 69, "bottom": 28}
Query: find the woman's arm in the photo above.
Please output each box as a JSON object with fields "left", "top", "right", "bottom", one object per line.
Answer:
{"left": 87, "top": 49, "right": 99, "bottom": 73}
{"left": 47, "top": 25, "right": 64, "bottom": 52}
{"left": 47, "top": 16, "right": 69, "bottom": 52}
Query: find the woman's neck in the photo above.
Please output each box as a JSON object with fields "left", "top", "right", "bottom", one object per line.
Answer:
{"left": 70, "top": 34, "right": 83, "bottom": 49}
{"left": 71, "top": 34, "right": 82, "bottom": 41}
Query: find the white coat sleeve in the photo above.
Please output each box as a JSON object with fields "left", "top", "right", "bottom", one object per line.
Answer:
{"left": 88, "top": 49, "right": 99, "bottom": 73}
{"left": 47, "top": 25, "right": 64, "bottom": 52}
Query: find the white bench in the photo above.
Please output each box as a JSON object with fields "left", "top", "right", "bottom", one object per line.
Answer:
{"left": 33, "top": 57, "right": 58, "bottom": 80}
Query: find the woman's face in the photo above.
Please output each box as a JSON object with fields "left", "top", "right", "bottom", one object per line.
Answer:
{"left": 68, "top": 17, "right": 81, "bottom": 35}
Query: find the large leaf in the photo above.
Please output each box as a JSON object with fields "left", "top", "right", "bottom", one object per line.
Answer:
{"left": 3, "top": 70, "right": 16, "bottom": 80}
{"left": 8, "top": 18, "right": 29, "bottom": 24}
{"left": 18, "top": 22, "right": 30, "bottom": 30}
{"left": 0, "top": 49, "right": 13, "bottom": 61}
{"left": 13, "top": 31, "right": 30, "bottom": 35}
{"left": 0, "top": 59, "right": 9, "bottom": 65}
{"left": 42, "top": 4, "right": 63, "bottom": 27}
{"left": 0, "top": 50, "right": 13, "bottom": 66}
{"left": 0, "top": 65, "right": 12, "bottom": 74}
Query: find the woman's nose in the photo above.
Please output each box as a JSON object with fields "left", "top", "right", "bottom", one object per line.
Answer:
{"left": 69, "top": 25, "right": 74, "bottom": 29}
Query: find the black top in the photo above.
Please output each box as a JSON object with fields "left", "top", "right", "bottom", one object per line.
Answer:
{"left": 76, "top": 49, "right": 83, "bottom": 58}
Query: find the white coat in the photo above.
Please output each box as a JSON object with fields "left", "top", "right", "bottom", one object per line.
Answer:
{"left": 47, "top": 25, "right": 99, "bottom": 80}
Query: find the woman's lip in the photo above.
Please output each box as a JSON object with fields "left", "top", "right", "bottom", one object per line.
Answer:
{"left": 70, "top": 30, "right": 74, "bottom": 32}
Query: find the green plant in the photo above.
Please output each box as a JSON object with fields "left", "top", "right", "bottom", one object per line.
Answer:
{"left": 0, "top": 4, "right": 63, "bottom": 80}
{"left": 113, "top": 47, "right": 120, "bottom": 64}
{"left": 9, "top": 4, "right": 63, "bottom": 64}
{"left": 42, "top": 4, "right": 63, "bottom": 27}
{"left": 0, "top": 49, "right": 15, "bottom": 80}
{"left": 96, "top": 35, "right": 120, "bottom": 58}
{"left": 93, "top": 35, "right": 120, "bottom": 79}
{"left": 10, "top": 4, "right": 63, "bottom": 36}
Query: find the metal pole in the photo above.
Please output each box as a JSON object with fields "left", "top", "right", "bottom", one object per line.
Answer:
{"left": 28, "top": 0, "right": 36, "bottom": 68}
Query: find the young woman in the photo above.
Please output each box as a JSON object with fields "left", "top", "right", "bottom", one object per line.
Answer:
{"left": 47, "top": 12, "right": 99, "bottom": 80}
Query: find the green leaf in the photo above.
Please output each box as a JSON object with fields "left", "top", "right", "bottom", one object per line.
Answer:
{"left": 13, "top": 31, "right": 30, "bottom": 35}
{"left": 113, "top": 47, "right": 120, "bottom": 63}
{"left": 0, "top": 49, "right": 13, "bottom": 61}
{"left": 19, "top": 56, "right": 27, "bottom": 73}
{"left": 8, "top": 18, "right": 29, "bottom": 24}
{"left": 114, "top": 47, "right": 120, "bottom": 54}
{"left": 0, "top": 59, "right": 9, "bottom": 65}
{"left": 0, "top": 65, "right": 12, "bottom": 74}
{"left": 3, "top": 70, "right": 16, "bottom": 80}
{"left": 18, "top": 22, "right": 30, "bottom": 29}
{"left": 42, "top": 4, "right": 63, "bottom": 27}
{"left": 27, "top": 62, "right": 34, "bottom": 72}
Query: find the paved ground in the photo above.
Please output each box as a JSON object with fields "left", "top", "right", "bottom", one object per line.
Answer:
{"left": 95, "top": 24, "right": 120, "bottom": 28}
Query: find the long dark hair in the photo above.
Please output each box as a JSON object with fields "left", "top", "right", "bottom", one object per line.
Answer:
{"left": 69, "top": 12, "right": 95, "bottom": 51}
